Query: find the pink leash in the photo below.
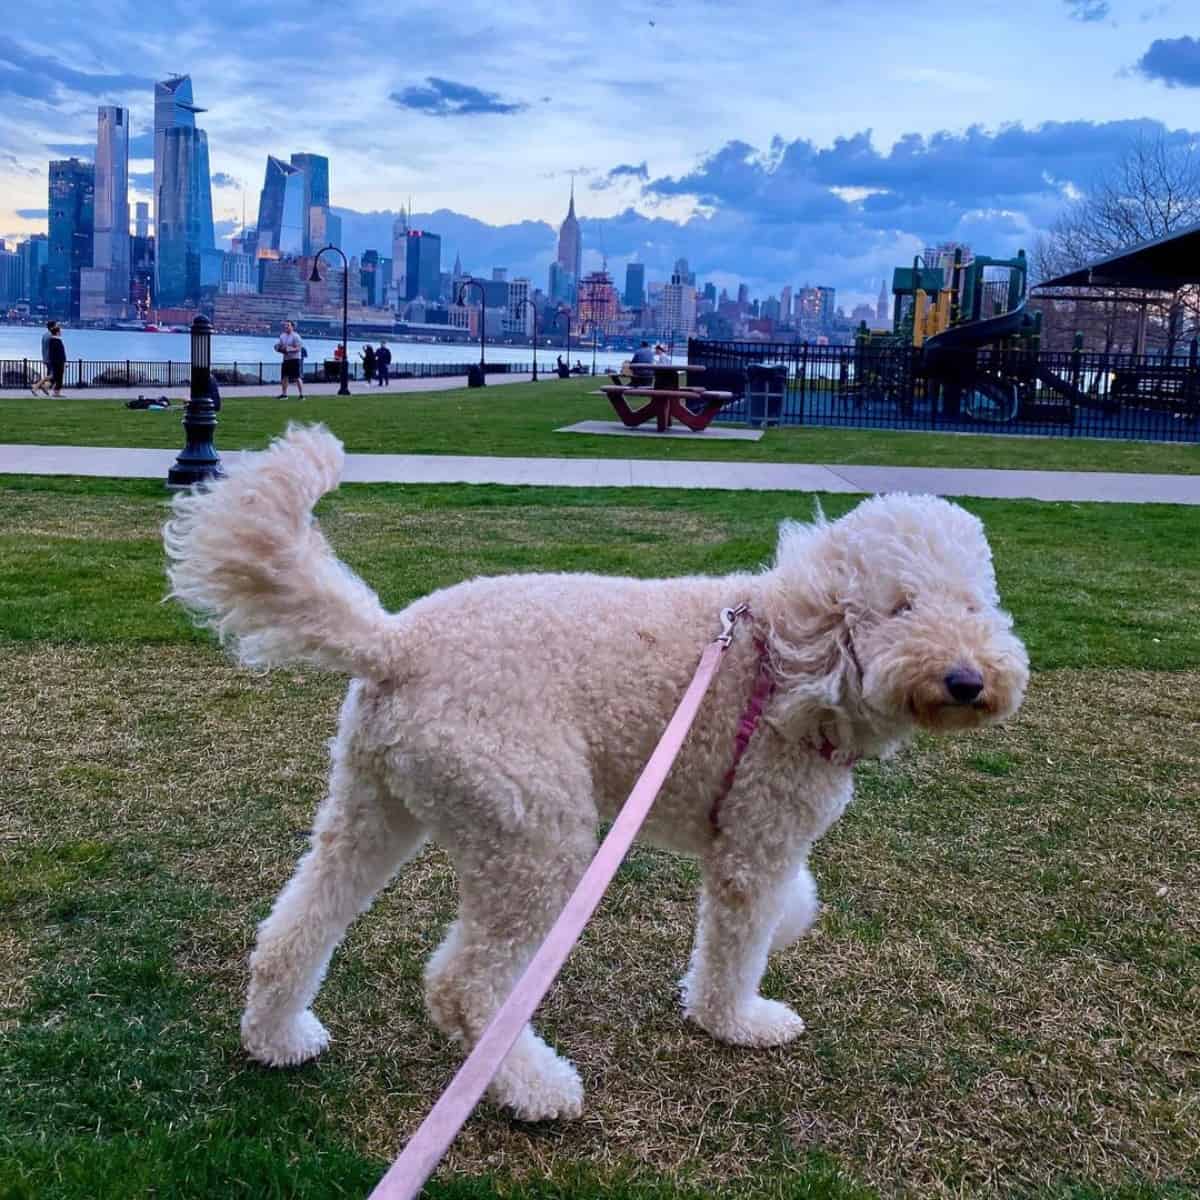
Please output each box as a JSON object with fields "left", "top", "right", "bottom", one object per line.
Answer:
{"left": 367, "top": 604, "right": 750, "bottom": 1200}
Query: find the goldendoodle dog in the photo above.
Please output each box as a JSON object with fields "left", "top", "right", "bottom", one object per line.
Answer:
{"left": 164, "top": 424, "right": 1028, "bottom": 1122}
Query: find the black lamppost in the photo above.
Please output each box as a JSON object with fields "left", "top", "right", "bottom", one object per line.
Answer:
{"left": 456, "top": 277, "right": 487, "bottom": 387}
{"left": 514, "top": 296, "right": 538, "bottom": 381}
{"left": 555, "top": 305, "right": 572, "bottom": 375}
{"left": 166, "top": 314, "right": 223, "bottom": 489}
{"left": 309, "top": 245, "right": 351, "bottom": 395}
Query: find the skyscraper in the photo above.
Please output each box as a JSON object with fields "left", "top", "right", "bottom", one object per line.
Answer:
{"left": 290, "top": 152, "right": 330, "bottom": 254}
{"left": 661, "top": 272, "right": 697, "bottom": 337}
{"left": 780, "top": 285, "right": 792, "bottom": 322}
{"left": 154, "top": 75, "right": 214, "bottom": 306}
{"left": 135, "top": 201, "right": 150, "bottom": 240}
{"left": 92, "top": 105, "right": 131, "bottom": 311}
{"left": 556, "top": 179, "right": 582, "bottom": 287}
{"left": 405, "top": 229, "right": 441, "bottom": 301}
{"left": 256, "top": 156, "right": 305, "bottom": 257}
{"left": 876, "top": 278, "right": 890, "bottom": 324}
{"left": 0, "top": 242, "right": 21, "bottom": 305}
{"left": 47, "top": 158, "right": 94, "bottom": 319}
{"left": 623, "top": 262, "right": 645, "bottom": 309}
{"left": 18, "top": 234, "right": 49, "bottom": 309}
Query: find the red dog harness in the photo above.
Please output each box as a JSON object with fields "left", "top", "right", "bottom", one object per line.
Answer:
{"left": 709, "top": 615, "right": 858, "bottom": 833}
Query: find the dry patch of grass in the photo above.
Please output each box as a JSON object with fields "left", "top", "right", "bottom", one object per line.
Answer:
{"left": 2, "top": 645, "right": 1198, "bottom": 1198}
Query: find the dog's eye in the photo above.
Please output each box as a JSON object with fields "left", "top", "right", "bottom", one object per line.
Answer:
{"left": 891, "top": 599, "right": 912, "bottom": 617}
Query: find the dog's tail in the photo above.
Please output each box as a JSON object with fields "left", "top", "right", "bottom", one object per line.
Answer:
{"left": 164, "top": 422, "right": 399, "bottom": 679}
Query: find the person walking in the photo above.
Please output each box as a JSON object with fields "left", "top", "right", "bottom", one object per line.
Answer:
{"left": 360, "top": 343, "right": 376, "bottom": 385}
{"left": 31, "top": 321, "right": 58, "bottom": 395}
{"left": 46, "top": 322, "right": 67, "bottom": 396}
{"left": 375, "top": 341, "right": 392, "bottom": 387}
{"left": 274, "top": 320, "right": 305, "bottom": 399}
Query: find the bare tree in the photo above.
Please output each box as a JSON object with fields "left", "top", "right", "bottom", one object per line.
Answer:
{"left": 1033, "top": 133, "right": 1200, "bottom": 354}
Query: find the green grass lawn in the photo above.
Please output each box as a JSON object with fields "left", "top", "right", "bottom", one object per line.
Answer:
{"left": 1, "top": 476, "right": 1198, "bottom": 1199}
{"left": 2, "top": 379, "right": 1199, "bottom": 473}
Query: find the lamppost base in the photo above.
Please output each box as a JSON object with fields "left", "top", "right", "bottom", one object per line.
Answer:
{"left": 166, "top": 460, "right": 224, "bottom": 490}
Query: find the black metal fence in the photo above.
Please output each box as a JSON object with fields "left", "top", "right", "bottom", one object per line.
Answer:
{"left": 689, "top": 338, "right": 1200, "bottom": 444}
{"left": 0, "top": 358, "right": 538, "bottom": 390}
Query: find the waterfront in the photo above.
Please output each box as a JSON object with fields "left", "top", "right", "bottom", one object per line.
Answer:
{"left": 0, "top": 326, "right": 627, "bottom": 371}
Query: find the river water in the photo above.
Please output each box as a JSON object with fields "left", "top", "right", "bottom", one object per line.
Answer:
{"left": 0, "top": 326, "right": 627, "bottom": 371}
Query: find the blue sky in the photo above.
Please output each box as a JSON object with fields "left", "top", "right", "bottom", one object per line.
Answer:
{"left": 2, "top": 0, "right": 1199, "bottom": 306}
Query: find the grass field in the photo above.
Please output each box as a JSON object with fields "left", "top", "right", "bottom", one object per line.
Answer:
{"left": 2, "top": 379, "right": 1200, "bottom": 474}
{"left": 1, "top": 475, "right": 1198, "bottom": 1199}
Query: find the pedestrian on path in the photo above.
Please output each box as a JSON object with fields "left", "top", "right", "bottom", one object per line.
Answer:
{"left": 274, "top": 321, "right": 305, "bottom": 399}
{"left": 31, "top": 321, "right": 58, "bottom": 395}
{"left": 46, "top": 322, "right": 67, "bottom": 396}
{"left": 375, "top": 342, "right": 392, "bottom": 387}
{"left": 361, "top": 344, "right": 376, "bottom": 384}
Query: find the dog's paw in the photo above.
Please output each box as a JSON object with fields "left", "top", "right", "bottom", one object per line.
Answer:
{"left": 689, "top": 996, "right": 806, "bottom": 1047}
{"left": 241, "top": 1008, "right": 331, "bottom": 1067}
{"left": 491, "top": 1037, "right": 584, "bottom": 1122}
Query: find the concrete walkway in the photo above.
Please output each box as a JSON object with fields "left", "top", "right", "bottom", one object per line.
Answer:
{"left": 0, "top": 373, "right": 534, "bottom": 401}
{"left": 1, "top": 442, "right": 1196, "bottom": 503}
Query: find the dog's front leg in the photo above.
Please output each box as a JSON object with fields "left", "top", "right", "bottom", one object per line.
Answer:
{"left": 681, "top": 856, "right": 808, "bottom": 1047}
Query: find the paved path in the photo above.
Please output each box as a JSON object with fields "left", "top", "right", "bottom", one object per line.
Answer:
{"left": 0, "top": 373, "right": 534, "bottom": 401}
{"left": 1, "top": 443, "right": 1196, "bottom": 503}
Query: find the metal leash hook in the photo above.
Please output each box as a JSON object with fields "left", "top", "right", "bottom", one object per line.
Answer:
{"left": 716, "top": 602, "right": 750, "bottom": 647}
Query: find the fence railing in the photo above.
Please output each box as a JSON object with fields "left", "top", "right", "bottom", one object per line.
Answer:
{"left": 688, "top": 338, "right": 1200, "bottom": 444}
{"left": 0, "top": 358, "right": 539, "bottom": 390}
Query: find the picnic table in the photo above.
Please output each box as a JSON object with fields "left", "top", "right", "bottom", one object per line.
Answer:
{"left": 600, "top": 363, "right": 734, "bottom": 432}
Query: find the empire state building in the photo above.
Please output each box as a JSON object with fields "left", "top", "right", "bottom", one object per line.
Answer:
{"left": 556, "top": 179, "right": 582, "bottom": 283}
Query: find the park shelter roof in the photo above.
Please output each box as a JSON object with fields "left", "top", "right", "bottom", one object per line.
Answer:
{"left": 1037, "top": 219, "right": 1200, "bottom": 291}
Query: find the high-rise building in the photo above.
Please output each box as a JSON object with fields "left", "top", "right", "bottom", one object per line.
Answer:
{"left": 623, "top": 262, "right": 645, "bottom": 309}
{"left": 154, "top": 75, "right": 215, "bottom": 306}
{"left": 360, "top": 249, "right": 380, "bottom": 306}
{"left": 135, "top": 201, "right": 150, "bottom": 239}
{"left": 0, "top": 241, "right": 22, "bottom": 305}
{"left": 391, "top": 208, "right": 409, "bottom": 299}
{"left": 736, "top": 283, "right": 749, "bottom": 307}
{"left": 506, "top": 276, "right": 532, "bottom": 336}
{"left": 547, "top": 261, "right": 574, "bottom": 306}
{"left": 576, "top": 268, "right": 618, "bottom": 334}
{"left": 673, "top": 257, "right": 695, "bottom": 287}
{"left": 48, "top": 157, "right": 95, "bottom": 319}
{"left": 405, "top": 229, "right": 441, "bottom": 301}
{"left": 780, "top": 285, "right": 792, "bottom": 322}
{"left": 702, "top": 281, "right": 717, "bottom": 306}
{"left": 326, "top": 211, "right": 342, "bottom": 251}
{"left": 290, "top": 153, "right": 330, "bottom": 255}
{"left": 661, "top": 272, "right": 697, "bottom": 337}
{"left": 18, "top": 234, "right": 49, "bottom": 309}
{"left": 556, "top": 179, "right": 582, "bottom": 286}
{"left": 795, "top": 285, "right": 836, "bottom": 326}
{"left": 257, "top": 156, "right": 305, "bottom": 257}
{"left": 876, "top": 278, "right": 890, "bottom": 324}
{"left": 88, "top": 105, "right": 132, "bottom": 316}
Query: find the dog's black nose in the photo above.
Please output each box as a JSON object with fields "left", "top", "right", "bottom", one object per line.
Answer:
{"left": 945, "top": 668, "right": 984, "bottom": 703}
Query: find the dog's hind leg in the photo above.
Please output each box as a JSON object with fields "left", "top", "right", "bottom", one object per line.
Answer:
{"left": 423, "top": 799, "right": 596, "bottom": 1122}
{"left": 241, "top": 753, "right": 426, "bottom": 1067}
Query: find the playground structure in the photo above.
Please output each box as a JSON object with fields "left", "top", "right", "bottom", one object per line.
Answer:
{"left": 689, "top": 231, "right": 1200, "bottom": 442}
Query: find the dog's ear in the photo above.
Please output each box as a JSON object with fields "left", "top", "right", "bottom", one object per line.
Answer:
{"left": 761, "top": 518, "right": 858, "bottom": 739}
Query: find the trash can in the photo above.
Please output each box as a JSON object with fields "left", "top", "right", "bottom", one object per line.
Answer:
{"left": 467, "top": 363, "right": 486, "bottom": 388}
{"left": 747, "top": 364, "right": 786, "bottom": 427}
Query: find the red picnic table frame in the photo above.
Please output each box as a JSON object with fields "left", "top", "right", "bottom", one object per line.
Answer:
{"left": 600, "top": 363, "right": 733, "bottom": 432}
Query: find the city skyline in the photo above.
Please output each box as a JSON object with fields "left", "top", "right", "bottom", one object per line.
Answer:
{"left": 3, "top": 3, "right": 1200, "bottom": 307}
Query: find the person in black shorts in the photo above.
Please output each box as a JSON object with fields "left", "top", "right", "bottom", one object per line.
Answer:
{"left": 274, "top": 321, "right": 304, "bottom": 399}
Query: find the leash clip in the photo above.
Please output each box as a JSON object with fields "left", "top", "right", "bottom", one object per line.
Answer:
{"left": 716, "top": 602, "right": 750, "bottom": 648}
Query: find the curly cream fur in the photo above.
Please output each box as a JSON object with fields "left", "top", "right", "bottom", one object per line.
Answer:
{"left": 163, "top": 424, "right": 1028, "bottom": 1122}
